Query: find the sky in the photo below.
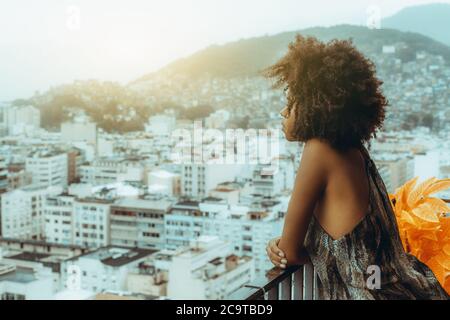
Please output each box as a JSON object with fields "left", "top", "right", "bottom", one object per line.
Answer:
{"left": 0, "top": 0, "right": 448, "bottom": 101}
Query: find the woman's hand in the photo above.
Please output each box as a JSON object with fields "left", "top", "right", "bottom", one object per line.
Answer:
{"left": 266, "top": 237, "right": 288, "bottom": 269}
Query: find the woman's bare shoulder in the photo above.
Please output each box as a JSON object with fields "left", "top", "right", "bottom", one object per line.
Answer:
{"left": 304, "top": 138, "right": 336, "bottom": 158}
{"left": 299, "top": 139, "right": 335, "bottom": 180}
{"left": 302, "top": 138, "right": 353, "bottom": 177}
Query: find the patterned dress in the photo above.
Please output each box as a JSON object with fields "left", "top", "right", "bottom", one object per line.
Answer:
{"left": 303, "top": 144, "right": 449, "bottom": 300}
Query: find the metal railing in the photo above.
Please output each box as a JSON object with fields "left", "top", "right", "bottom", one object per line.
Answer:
{"left": 228, "top": 262, "right": 319, "bottom": 300}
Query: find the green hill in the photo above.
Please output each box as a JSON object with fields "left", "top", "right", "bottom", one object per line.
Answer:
{"left": 135, "top": 24, "right": 450, "bottom": 81}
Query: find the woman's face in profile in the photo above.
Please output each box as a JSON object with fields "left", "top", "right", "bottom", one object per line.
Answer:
{"left": 280, "top": 105, "right": 297, "bottom": 141}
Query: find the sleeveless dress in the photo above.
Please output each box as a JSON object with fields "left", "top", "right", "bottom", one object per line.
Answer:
{"left": 303, "top": 144, "right": 450, "bottom": 300}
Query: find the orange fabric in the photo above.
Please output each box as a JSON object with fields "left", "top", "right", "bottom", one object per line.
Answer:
{"left": 390, "top": 177, "right": 450, "bottom": 294}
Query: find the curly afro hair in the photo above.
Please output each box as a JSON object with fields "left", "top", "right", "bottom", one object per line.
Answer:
{"left": 262, "top": 35, "right": 388, "bottom": 150}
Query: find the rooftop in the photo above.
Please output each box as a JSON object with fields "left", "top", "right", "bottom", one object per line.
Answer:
{"left": 74, "top": 246, "right": 157, "bottom": 267}
{"left": 201, "top": 196, "right": 226, "bottom": 202}
{"left": 0, "top": 237, "right": 86, "bottom": 251}
{"left": 6, "top": 252, "right": 51, "bottom": 262}
{"left": 26, "top": 149, "right": 66, "bottom": 159}
{"left": 75, "top": 197, "right": 114, "bottom": 205}
{"left": 149, "top": 169, "right": 178, "bottom": 178}
{"left": 0, "top": 265, "right": 37, "bottom": 284}
{"left": 173, "top": 199, "right": 200, "bottom": 208}
{"left": 113, "top": 197, "right": 172, "bottom": 211}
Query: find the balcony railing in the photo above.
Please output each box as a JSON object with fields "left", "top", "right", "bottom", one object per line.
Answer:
{"left": 228, "top": 262, "right": 319, "bottom": 300}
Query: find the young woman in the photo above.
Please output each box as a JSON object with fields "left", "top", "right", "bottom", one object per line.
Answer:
{"left": 264, "top": 35, "right": 449, "bottom": 300}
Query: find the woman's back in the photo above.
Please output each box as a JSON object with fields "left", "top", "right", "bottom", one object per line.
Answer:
{"left": 312, "top": 146, "right": 370, "bottom": 242}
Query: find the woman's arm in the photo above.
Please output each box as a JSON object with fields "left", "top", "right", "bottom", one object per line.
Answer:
{"left": 277, "top": 139, "right": 329, "bottom": 267}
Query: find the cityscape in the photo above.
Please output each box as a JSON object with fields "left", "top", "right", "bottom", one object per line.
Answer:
{"left": 0, "top": 2, "right": 449, "bottom": 300}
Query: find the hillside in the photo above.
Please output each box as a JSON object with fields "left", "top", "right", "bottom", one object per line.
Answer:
{"left": 134, "top": 24, "right": 450, "bottom": 82}
{"left": 382, "top": 3, "right": 450, "bottom": 46}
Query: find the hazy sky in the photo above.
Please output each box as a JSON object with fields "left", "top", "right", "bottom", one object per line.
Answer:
{"left": 0, "top": 0, "right": 448, "bottom": 101}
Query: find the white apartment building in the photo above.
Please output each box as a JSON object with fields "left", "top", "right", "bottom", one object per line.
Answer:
{"left": 167, "top": 236, "right": 254, "bottom": 300}
{"left": 44, "top": 195, "right": 76, "bottom": 245}
{"left": 181, "top": 163, "right": 246, "bottom": 199}
{"left": 165, "top": 198, "right": 285, "bottom": 274}
{"left": 375, "top": 164, "right": 392, "bottom": 194}
{"left": 252, "top": 153, "right": 301, "bottom": 197}
{"left": 414, "top": 147, "right": 440, "bottom": 180}
{"left": 252, "top": 165, "right": 285, "bottom": 197}
{"left": 144, "top": 114, "right": 176, "bottom": 136}
{"left": 147, "top": 169, "right": 180, "bottom": 196}
{"left": 61, "top": 120, "right": 97, "bottom": 146}
{"left": 3, "top": 105, "right": 40, "bottom": 136}
{"left": 373, "top": 153, "right": 415, "bottom": 193}
{"left": 97, "top": 137, "right": 114, "bottom": 157}
{"left": 61, "top": 246, "right": 156, "bottom": 294}
{"left": 110, "top": 198, "right": 172, "bottom": 249}
{"left": 73, "top": 198, "right": 112, "bottom": 248}
{"left": 1, "top": 186, "right": 62, "bottom": 240}
{"left": 25, "top": 150, "right": 68, "bottom": 188}
{"left": 79, "top": 158, "right": 144, "bottom": 186}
